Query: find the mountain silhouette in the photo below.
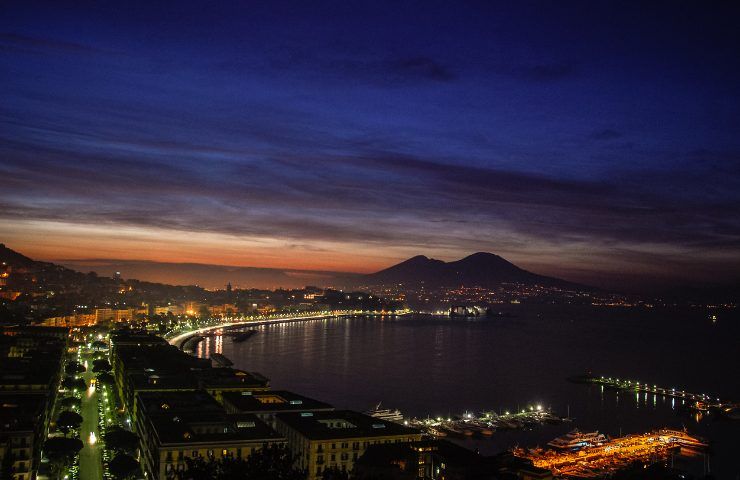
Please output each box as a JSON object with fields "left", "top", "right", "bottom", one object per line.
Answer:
{"left": 363, "top": 252, "right": 580, "bottom": 288}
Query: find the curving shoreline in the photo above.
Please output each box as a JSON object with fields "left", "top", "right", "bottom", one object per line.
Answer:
{"left": 166, "top": 311, "right": 410, "bottom": 350}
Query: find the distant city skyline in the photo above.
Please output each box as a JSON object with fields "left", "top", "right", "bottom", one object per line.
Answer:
{"left": 2, "top": 1, "right": 740, "bottom": 289}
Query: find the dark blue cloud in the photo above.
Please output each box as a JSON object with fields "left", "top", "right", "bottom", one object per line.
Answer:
{"left": 1, "top": 0, "right": 740, "bottom": 287}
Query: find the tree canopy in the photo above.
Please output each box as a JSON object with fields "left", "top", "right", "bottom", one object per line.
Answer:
{"left": 105, "top": 427, "right": 139, "bottom": 454}
{"left": 97, "top": 372, "right": 115, "bottom": 386}
{"left": 56, "top": 410, "right": 83, "bottom": 435}
{"left": 62, "top": 376, "right": 87, "bottom": 392}
{"left": 92, "top": 359, "right": 112, "bottom": 373}
{"left": 44, "top": 436, "right": 83, "bottom": 475}
{"left": 65, "top": 361, "right": 86, "bottom": 375}
{"left": 109, "top": 454, "right": 140, "bottom": 480}
{"left": 174, "top": 444, "right": 304, "bottom": 480}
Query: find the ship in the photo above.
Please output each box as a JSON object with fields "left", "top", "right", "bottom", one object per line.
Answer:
{"left": 547, "top": 429, "right": 608, "bottom": 450}
{"left": 365, "top": 402, "right": 404, "bottom": 423}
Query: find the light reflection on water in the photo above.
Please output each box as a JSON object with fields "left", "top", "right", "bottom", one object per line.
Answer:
{"left": 193, "top": 306, "right": 738, "bottom": 478}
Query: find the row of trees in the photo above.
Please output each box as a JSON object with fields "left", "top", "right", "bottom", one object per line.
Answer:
{"left": 41, "top": 358, "right": 118, "bottom": 478}
{"left": 172, "top": 445, "right": 305, "bottom": 480}
{"left": 103, "top": 427, "right": 140, "bottom": 479}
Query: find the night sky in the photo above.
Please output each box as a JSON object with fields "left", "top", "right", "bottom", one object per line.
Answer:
{"left": 2, "top": 1, "right": 739, "bottom": 289}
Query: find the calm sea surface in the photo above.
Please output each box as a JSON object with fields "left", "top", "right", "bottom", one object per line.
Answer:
{"left": 196, "top": 306, "right": 740, "bottom": 478}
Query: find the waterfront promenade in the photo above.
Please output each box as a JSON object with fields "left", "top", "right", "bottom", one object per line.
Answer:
{"left": 166, "top": 310, "right": 409, "bottom": 349}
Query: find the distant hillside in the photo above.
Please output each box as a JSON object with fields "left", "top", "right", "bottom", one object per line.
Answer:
{"left": 0, "top": 244, "right": 350, "bottom": 291}
{"left": 59, "top": 259, "right": 348, "bottom": 290}
{"left": 360, "top": 252, "right": 583, "bottom": 289}
{"left": 0, "top": 243, "right": 207, "bottom": 305}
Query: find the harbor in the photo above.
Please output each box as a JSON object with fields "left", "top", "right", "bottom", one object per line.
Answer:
{"left": 514, "top": 429, "right": 708, "bottom": 478}
{"left": 371, "top": 404, "right": 569, "bottom": 438}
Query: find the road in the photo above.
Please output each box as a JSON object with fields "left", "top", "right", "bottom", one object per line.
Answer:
{"left": 78, "top": 363, "right": 102, "bottom": 480}
{"left": 166, "top": 311, "right": 392, "bottom": 348}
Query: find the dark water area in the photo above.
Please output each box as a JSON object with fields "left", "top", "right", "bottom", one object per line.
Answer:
{"left": 197, "top": 306, "right": 740, "bottom": 478}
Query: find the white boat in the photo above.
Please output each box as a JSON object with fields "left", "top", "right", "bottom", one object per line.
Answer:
{"left": 365, "top": 402, "right": 404, "bottom": 423}
{"left": 547, "top": 429, "right": 607, "bottom": 450}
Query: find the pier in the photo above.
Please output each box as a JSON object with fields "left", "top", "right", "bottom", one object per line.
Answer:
{"left": 570, "top": 374, "right": 730, "bottom": 412}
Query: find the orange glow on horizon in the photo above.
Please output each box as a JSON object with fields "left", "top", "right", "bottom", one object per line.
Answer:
{"left": 0, "top": 219, "right": 409, "bottom": 274}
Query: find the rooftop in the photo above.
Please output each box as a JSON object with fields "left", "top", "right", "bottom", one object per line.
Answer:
{"left": 149, "top": 412, "right": 283, "bottom": 446}
{"left": 111, "top": 330, "right": 169, "bottom": 347}
{"left": 137, "top": 390, "right": 283, "bottom": 446}
{"left": 276, "top": 410, "right": 420, "bottom": 440}
{"left": 115, "top": 344, "right": 211, "bottom": 374}
{"left": 222, "top": 390, "right": 333, "bottom": 413}
{"left": 200, "top": 368, "right": 269, "bottom": 389}
{"left": 137, "top": 390, "right": 223, "bottom": 417}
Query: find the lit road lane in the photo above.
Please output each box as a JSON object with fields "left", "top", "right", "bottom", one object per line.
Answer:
{"left": 79, "top": 362, "right": 102, "bottom": 480}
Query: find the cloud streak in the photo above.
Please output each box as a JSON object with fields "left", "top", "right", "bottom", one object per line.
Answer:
{"left": 1, "top": 1, "right": 740, "bottom": 288}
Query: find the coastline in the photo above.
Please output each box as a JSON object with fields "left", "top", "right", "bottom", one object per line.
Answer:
{"left": 166, "top": 311, "right": 411, "bottom": 350}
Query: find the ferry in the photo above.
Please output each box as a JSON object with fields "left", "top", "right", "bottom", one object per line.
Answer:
{"left": 365, "top": 403, "right": 404, "bottom": 423}
{"left": 547, "top": 429, "right": 608, "bottom": 450}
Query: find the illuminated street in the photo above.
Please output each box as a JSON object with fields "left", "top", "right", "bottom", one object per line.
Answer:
{"left": 79, "top": 358, "right": 102, "bottom": 480}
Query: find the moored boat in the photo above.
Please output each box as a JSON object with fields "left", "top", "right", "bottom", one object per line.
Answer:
{"left": 365, "top": 402, "right": 404, "bottom": 423}
{"left": 547, "top": 429, "right": 607, "bottom": 450}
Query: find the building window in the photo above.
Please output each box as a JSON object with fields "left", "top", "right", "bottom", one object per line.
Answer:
{"left": 222, "top": 449, "right": 228, "bottom": 457}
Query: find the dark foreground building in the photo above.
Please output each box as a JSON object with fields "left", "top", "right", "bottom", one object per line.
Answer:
{"left": 354, "top": 440, "right": 552, "bottom": 480}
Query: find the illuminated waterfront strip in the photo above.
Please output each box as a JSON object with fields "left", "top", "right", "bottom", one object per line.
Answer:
{"left": 166, "top": 310, "right": 410, "bottom": 348}
{"left": 515, "top": 429, "right": 707, "bottom": 477}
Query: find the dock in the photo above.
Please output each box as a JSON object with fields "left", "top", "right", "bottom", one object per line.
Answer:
{"left": 570, "top": 374, "right": 730, "bottom": 412}
{"left": 406, "top": 406, "right": 567, "bottom": 437}
{"left": 514, "top": 429, "right": 708, "bottom": 478}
